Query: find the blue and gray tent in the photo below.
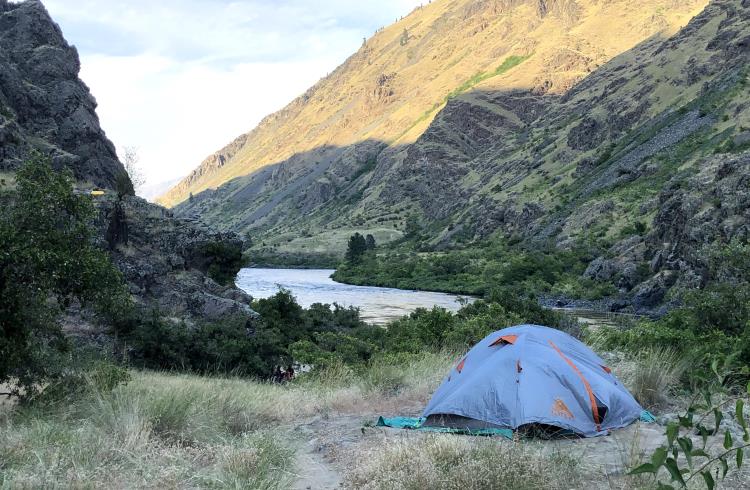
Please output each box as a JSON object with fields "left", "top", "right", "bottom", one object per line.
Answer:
{"left": 420, "top": 325, "right": 646, "bottom": 437}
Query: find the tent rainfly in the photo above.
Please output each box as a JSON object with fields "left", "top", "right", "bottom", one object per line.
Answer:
{"left": 422, "top": 324, "right": 644, "bottom": 437}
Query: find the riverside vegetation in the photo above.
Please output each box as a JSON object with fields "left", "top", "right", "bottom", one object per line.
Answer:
{"left": 2, "top": 159, "right": 750, "bottom": 488}
{"left": 2, "top": 0, "right": 750, "bottom": 488}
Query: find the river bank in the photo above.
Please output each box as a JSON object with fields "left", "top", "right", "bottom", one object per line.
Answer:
{"left": 235, "top": 268, "right": 471, "bottom": 325}
{"left": 238, "top": 266, "right": 660, "bottom": 324}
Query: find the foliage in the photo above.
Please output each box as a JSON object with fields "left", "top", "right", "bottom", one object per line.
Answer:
{"left": 334, "top": 236, "right": 607, "bottom": 298}
{"left": 294, "top": 288, "right": 577, "bottom": 369}
{"left": 399, "top": 28, "right": 409, "bottom": 46}
{"left": 122, "top": 289, "right": 370, "bottom": 377}
{"left": 125, "top": 310, "right": 281, "bottom": 377}
{"left": 244, "top": 249, "right": 340, "bottom": 268}
{"left": 602, "top": 239, "right": 750, "bottom": 371}
{"left": 365, "top": 233, "right": 376, "bottom": 250}
{"left": 200, "top": 240, "right": 244, "bottom": 285}
{"left": 346, "top": 232, "right": 369, "bottom": 264}
{"left": 630, "top": 359, "right": 750, "bottom": 489}
{"left": 121, "top": 146, "right": 144, "bottom": 194}
{"left": 35, "top": 358, "right": 132, "bottom": 406}
{"left": 0, "top": 154, "right": 130, "bottom": 397}
{"left": 445, "top": 54, "right": 532, "bottom": 101}
{"left": 120, "top": 280, "right": 580, "bottom": 379}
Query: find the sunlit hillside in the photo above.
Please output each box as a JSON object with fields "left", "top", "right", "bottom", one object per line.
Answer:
{"left": 159, "top": 0, "right": 706, "bottom": 210}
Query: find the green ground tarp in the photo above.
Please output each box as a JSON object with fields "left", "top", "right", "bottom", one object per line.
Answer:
{"left": 376, "top": 416, "right": 514, "bottom": 438}
{"left": 376, "top": 411, "right": 656, "bottom": 438}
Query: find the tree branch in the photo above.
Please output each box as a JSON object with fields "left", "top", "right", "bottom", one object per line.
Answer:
{"left": 685, "top": 442, "right": 750, "bottom": 483}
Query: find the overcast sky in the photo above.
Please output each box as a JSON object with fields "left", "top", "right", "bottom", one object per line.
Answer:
{"left": 43, "top": 0, "right": 425, "bottom": 189}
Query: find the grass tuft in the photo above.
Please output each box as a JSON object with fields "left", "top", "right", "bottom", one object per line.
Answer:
{"left": 345, "top": 435, "right": 583, "bottom": 490}
{"left": 615, "top": 347, "right": 686, "bottom": 410}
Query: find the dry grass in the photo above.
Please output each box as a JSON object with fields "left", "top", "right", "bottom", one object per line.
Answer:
{"left": 0, "top": 348, "right": 689, "bottom": 489}
{"left": 0, "top": 352, "right": 453, "bottom": 488}
{"left": 611, "top": 347, "right": 687, "bottom": 410}
{"left": 345, "top": 434, "right": 583, "bottom": 490}
{"left": 0, "top": 375, "right": 296, "bottom": 489}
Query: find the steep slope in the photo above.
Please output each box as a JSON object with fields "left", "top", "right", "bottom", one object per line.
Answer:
{"left": 0, "top": 0, "right": 255, "bottom": 329}
{"left": 177, "top": 0, "right": 748, "bottom": 311}
{"left": 346, "top": 0, "right": 749, "bottom": 311}
{"left": 372, "top": 0, "right": 750, "bottom": 309}
{"left": 0, "top": 0, "right": 125, "bottom": 189}
{"left": 161, "top": 0, "right": 707, "bottom": 224}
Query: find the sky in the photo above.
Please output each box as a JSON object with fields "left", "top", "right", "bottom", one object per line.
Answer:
{"left": 43, "top": 0, "right": 426, "bottom": 192}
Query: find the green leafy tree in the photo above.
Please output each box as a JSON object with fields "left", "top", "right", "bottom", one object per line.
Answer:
{"left": 0, "top": 154, "right": 130, "bottom": 397}
{"left": 404, "top": 214, "right": 421, "bottom": 239}
{"left": 365, "top": 234, "right": 376, "bottom": 250}
{"left": 346, "top": 232, "right": 368, "bottom": 264}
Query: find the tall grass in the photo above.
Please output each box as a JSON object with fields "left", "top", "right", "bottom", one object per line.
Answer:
{"left": 614, "top": 347, "right": 687, "bottom": 410}
{"left": 0, "top": 374, "right": 297, "bottom": 489}
{"left": 345, "top": 435, "right": 583, "bottom": 490}
{"left": 0, "top": 349, "right": 673, "bottom": 489}
{"left": 0, "top": 352, "right": 454, "bottom": 488}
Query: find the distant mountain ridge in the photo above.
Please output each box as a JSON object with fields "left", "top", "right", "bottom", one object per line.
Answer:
{"left": 159, "top": 0, "right": 707, "bottom": 215}
{"left": 168, "top": 0, "right": 750, "bottom": 311}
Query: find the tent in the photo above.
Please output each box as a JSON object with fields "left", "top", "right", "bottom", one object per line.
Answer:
{"left": 421, "top": 324, "right": 645, "bottom": 437}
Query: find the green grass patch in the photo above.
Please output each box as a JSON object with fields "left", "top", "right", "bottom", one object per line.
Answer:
{"left": 445, "top": 54, "right": 532, "bottom": 101}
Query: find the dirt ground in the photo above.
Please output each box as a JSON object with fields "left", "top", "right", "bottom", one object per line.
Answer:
{"left": 288, "top": 410, "right": 750, "bottom": 489}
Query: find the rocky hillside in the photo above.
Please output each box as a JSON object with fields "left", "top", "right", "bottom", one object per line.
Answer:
{"left": 0, "top": 0, "right": 255, "bottom": 329}
{"left": 160, "top": 0, "right": 706, "bottom": 217}
{"left": 173, "top": 0, "right": 748, "bottom": 311}
{"left": 0, "top": 0, "right": 126, "bottom": 189}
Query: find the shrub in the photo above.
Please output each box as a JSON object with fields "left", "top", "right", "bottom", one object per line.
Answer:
{"left": 200, "top": 241, "right": 244, "bottom": 285}
{"left": 346, "top": 232, "right": 368, "bottom": 264}
{"left": 0, "top": 154, "right": 130, "bottom": 397}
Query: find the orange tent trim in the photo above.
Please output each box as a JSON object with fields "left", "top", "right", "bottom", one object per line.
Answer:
{"left": 456, "top": 357, "right": 466, "bottom": 374}
{"left": 549, "top": 340, "right": 602, "bottom": 431}
{"left": 489, "top": 334, "right": 518, "bottom": 347}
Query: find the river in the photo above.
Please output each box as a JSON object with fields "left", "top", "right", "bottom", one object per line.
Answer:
{"left": 235, "top": 268, "right": 472, "bottom": 325}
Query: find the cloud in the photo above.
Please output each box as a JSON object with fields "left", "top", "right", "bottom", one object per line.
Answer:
{"left": 43, "top": 0, "right": 425, "bottom": 189}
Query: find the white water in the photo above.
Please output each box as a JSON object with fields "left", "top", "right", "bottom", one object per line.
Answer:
{"left": 235, "top": 268, "right": 472, "bottom": 325}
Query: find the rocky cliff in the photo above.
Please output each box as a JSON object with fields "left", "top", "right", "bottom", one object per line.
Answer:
{"left": 0, "top": 0, "right": 126, "bottom": 189}
{"left": 0, "top": 0, "right": 255, "bottom": 329}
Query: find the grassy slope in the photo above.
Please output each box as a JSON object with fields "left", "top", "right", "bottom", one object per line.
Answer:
{"left": 4, "top": 345, "right": 746, "bottom": 488}
{"left": 0, "top": 348, "right": 700, "bottom": 489}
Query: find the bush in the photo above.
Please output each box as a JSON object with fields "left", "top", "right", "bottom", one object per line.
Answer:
{"left": 602, "top": 239, "right": 750, "bottom": 373}
{"left": 34, "top": 359, "right": 132, "bottom": 406}
{"left": 0, "top": 154, "right": 130, "bottom": 397}
{"left": 200, "top": 241, "right": 244, "bottom": 285}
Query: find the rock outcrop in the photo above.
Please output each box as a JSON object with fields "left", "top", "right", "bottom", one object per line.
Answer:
{"left": 0, "top": 0, "right": 126, "bottom": 189}
{"left": 97, "top": 195, "right": 256, "bottom": 327}
{"left": 0, "top": 0, "right": 256, "bottom": 329}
